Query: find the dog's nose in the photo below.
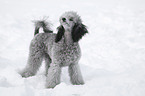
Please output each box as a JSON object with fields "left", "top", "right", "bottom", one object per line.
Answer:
{"left": 62, "top": 18, "right": 66, "bottom": 22}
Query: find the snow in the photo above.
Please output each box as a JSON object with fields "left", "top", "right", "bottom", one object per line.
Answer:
{"left": 0, "top": 0, "right": 145, "bottom": 96}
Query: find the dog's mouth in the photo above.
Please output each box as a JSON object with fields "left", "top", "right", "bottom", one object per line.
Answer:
{"left": 62, "top": 22, "right": 70, "bottom": 26}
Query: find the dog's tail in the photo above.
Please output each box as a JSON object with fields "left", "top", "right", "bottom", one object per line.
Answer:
{"left": 33, "top": 20, "right": 53, "bottom": 35}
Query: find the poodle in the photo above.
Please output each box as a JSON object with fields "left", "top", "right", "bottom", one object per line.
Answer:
{"left": 20, "top": 11, "right": 88, "bottom": 88}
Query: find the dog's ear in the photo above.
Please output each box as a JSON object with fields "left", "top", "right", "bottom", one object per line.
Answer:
{"left": 55, "top": 25, "right": 65, "bottom": 43}
{"left": 72, "top": 23, "right": 88, "bottom": 42}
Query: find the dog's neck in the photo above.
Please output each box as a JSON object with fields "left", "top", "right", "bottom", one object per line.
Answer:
{"left": 64, "top": 31, "right": 73, "bottom": 45}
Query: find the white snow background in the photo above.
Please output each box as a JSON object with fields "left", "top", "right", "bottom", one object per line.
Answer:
{"left": 0, "top": 0, "right": 145, "bottom": 96}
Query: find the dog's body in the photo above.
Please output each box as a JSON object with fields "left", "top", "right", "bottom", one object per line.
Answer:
{"left": 20, "top": 11, "right": 88, "bottom": 88}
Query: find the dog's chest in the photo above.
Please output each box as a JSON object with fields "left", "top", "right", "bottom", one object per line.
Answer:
{"left": 52, "top": 43, "right": 81, "bottom": 66}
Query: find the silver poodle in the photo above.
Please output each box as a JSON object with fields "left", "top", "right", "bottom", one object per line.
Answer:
{"left": 20, "top": 11, "right": 88, "bottom": 88}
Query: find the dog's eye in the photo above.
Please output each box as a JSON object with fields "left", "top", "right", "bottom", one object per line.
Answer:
{"left": 62, "top": 18, "right": 66, "bottom": 22}
{"left": 69, "top": 18, "right": 73, "bottom": 21}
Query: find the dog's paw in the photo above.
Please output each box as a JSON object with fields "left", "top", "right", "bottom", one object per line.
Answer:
{"left": 71, "top": 80, "right": 85, "bottom": 85}
{"left": 45, "top": 79, "right": 60, "bottom": 88}
{"left": 45, "top": 82, "right": 57, "bottom": 89}
{"left": 19, "top": 70, "right": 34, "bottom": 78}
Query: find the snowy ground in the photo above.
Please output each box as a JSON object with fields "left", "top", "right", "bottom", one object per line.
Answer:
{"left": 0, "top": 0, "right": 145, "bottom": 96}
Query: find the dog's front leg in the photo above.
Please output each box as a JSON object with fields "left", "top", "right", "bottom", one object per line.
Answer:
{"left": 44, "top": 54, "right": 51, "bottom": 76}
{"left": 45, "top": 63, "right": 61, "bottom": 88}
{"left": 69, "top": 63, "right": 85, "bottom": 85}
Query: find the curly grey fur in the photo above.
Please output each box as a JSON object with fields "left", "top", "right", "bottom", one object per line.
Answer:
{"left": 20, "top": 11, "right": 87, "bottom": 88}
{"left": 33, "top": 20, "right": 53, "bottom": 35}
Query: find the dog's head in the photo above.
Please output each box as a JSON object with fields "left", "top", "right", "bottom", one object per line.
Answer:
{"left": 55, "top": 11, "right": 88, "bottom": 43}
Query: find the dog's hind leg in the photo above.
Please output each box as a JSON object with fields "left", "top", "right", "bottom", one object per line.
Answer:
{"left": 20, "top": 41, "right": 45, "bottom": 78}
{"left": 68, "top": 63, "right": 85, "bottom": 85}
{"left": 44, "top": 53, "right": 51, "bottom": 76}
